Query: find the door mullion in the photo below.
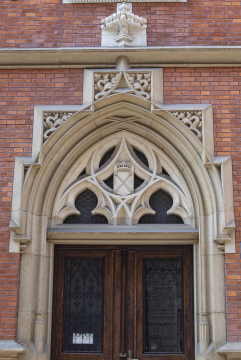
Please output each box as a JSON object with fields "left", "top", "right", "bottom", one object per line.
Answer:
{"left": 112, "top": 250, "right": 122, "bottom": 360}
{"left": 121, "top": 250, "right": 128, "bottom": 356}
{"left": 125, "top": 251, "right": 137, "bottom": 360}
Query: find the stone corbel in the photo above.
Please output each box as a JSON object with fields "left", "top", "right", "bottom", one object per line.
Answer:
{"left": 214, "top": 232, "right": 233, "bottom": 253}
{"left": 101, "top": 2, "right": 147, "bottom": 47}
{"left": 11, "top": 235, "right": 31, "bottom": 253}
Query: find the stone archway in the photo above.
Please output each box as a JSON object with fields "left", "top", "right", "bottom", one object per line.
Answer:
{"left": 10, "top": 87, "right": 234, "bottom": 360}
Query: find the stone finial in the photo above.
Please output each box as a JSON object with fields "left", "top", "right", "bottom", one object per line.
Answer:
{"left": 101, "top": 2, "right": 147, "bottom": 47}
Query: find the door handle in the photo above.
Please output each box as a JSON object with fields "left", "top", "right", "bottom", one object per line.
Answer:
{"left": 127, "top": 350, "right": 138, "bottom": 360}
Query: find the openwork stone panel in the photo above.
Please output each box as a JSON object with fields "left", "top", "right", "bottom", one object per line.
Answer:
{"left": 54, "top": 134, "right": 192, "bottom": 226}
{"left": 43, "top": 112, "right": 76, "bottom": 143}
{"left": 94, "top": 71, "right": 152, "bottom": 101}
{"left": 170, "top": 111, "right": 202, "bottom": 140}
{"left": 94, "top": 73, "right": 120, "bottom": 100}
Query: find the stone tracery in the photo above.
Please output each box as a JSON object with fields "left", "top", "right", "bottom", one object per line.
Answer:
{"left": 55, "top": 135, "right": 191, "bottom": 226}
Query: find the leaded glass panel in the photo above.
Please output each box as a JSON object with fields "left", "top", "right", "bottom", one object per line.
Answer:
{"left": 64, "top": 258, "right": 103, "bottom": 352}
{"left": 64, "top": 189, "right": 108, "bottom": 224}
{"left": 144, "top": 259, "right": 183, "bottom": 353}
{"left": 139, "top": 189, "right": 183, "bottom": 224}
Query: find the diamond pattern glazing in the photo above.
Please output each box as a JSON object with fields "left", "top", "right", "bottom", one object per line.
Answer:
{"left": 64, "top": 258, "right": 103, "bottom": 352}
{"left": 64, "top": 190, "right": 108, "bottom": 224}
{"left": 139, "top": 189, "right": 183, "bottom": 224}
{"left": 145, "top": 259, "right": 183, "bottom": 353}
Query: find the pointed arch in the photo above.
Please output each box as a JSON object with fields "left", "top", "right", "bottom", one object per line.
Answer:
{"left": 10, "top": 93, "right": 235, "bottom": 360}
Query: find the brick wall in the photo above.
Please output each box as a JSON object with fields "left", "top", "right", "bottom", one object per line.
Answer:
{"left": 1, "top": 0, "right": 241, "bottom": 48}
{"left": 0, "top": 69, "right": 83, "bottom": 340}
{"left": 164, "top": 67, "right": 241, "bottom": 341}
{"left": 1, "top": 67, "right": 241, "bottom": 341}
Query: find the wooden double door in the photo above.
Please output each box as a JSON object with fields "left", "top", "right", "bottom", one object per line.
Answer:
{"left": 51, "top": 246, "right": 194, "bottom": 360}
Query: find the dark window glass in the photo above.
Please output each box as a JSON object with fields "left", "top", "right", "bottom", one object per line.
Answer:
{"left": 139, "top": 189, "right": 183, "bottom": 224}
{"left": 64, "top": 258, "right": 103, "bottom": 352}
{"left": 133, "top": 148, "right": 149, "bottom": 167}
{"left": 134, "top": 174, "right": 144, "bottom": 189}
{"left": 162, "top": 168, "right": 169, "bottom": 176}
{"left": 64, "top": 189, "right": 108, "bottom": 224}
{"left": 99, "top": 147, "right": 115, "bottom": 167}
{"left": 104, "top": 175, "right": 114, "bottom": 189}
{"left": 145, "top": 259, "right": 183, "bottom": 353}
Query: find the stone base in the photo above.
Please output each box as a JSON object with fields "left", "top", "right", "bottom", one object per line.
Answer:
{"left": 0, "top": 341, "right": 25, "bottom": 359}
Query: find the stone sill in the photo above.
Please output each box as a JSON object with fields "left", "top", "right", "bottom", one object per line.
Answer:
{"left": 1, "top": 46, "right": 241, "bottom": 68}
{"left": 0, "top": 341, "right": 25, "bottom": 359}
{"left": 217, "top": 342, "right": 241, "bottom": 359}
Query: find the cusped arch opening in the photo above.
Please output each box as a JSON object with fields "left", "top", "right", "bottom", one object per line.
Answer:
{"left": 139, "top": 189, "right": 184, "bottom": 225}
{"left": 64, "top": 189, "right": 108, "bottom": 225}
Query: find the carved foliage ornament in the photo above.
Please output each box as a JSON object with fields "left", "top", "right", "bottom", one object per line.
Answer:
{"left": 41, "top": 109, "right": 203, "bottom": 147}
{"left": 94, "top": 71, "right": 151, "bottom": 100}
{"left": 101, "top": 2, "right": 147, "bottom": 43}
{"left": 55, "top": 136, "right": 192, "bottom": 226}
{"left": 171, "top": 111, "right": 203, "bottom": 140}
{"left": 43, "top": 112, "right": 76, "bottom": 142}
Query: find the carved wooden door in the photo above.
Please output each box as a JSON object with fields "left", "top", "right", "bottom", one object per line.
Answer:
{"left": 51, "top": 246, "right": 194, "bottom": 360}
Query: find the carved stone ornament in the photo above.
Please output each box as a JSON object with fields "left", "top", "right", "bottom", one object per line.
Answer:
{"left": 55, "top": 135, "right": 192, "bottom": 226}
{"left": 94, "top": 73, "right": 120, "bottom": 100}
{"left": 101, "top": 2, "right": 147, "bottom": 47}
{"left": 170, "top": 111, "right": 203, "bottom": 141}
{"left": 43, "top": 112, "right": 76, "bottom": 142}
{"left": 94, "top": 71, "right": 151, "bottom": 101}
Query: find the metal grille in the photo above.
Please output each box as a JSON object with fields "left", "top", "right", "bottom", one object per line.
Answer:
{"left": 133, "top": 147, "right": 149, "bottom": 167}
{"left": 64, "top": 190, "right": 108, "bottom": 224}
{"left": 139, "top": 189, "right": 183, "bottom": 224}
{"left": 64, "top": 258, "right": 103, "bottom": 352}
{"left": 145, "top": 259, "right": 183, "bottom": 353}
{"left": 99, "top": 147, "right": 115, "bottom": 167}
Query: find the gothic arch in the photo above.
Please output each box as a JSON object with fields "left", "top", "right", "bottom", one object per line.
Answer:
{"left": 10, "top": 93, "right": 235, "bottom": 360}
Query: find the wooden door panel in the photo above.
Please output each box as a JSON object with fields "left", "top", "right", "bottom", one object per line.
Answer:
{"left": 51, "top": 248, "right": 113, "bottom": 360}
{"left": 136, "top": 249, "right": 194, "bottom": 360}
{"left": 51, "top": 246, "right": 194, "bottom": 360}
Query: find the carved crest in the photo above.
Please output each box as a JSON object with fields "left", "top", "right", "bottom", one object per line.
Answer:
{"left": 114, "top": 162, "right": 134, "bottom": 195}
